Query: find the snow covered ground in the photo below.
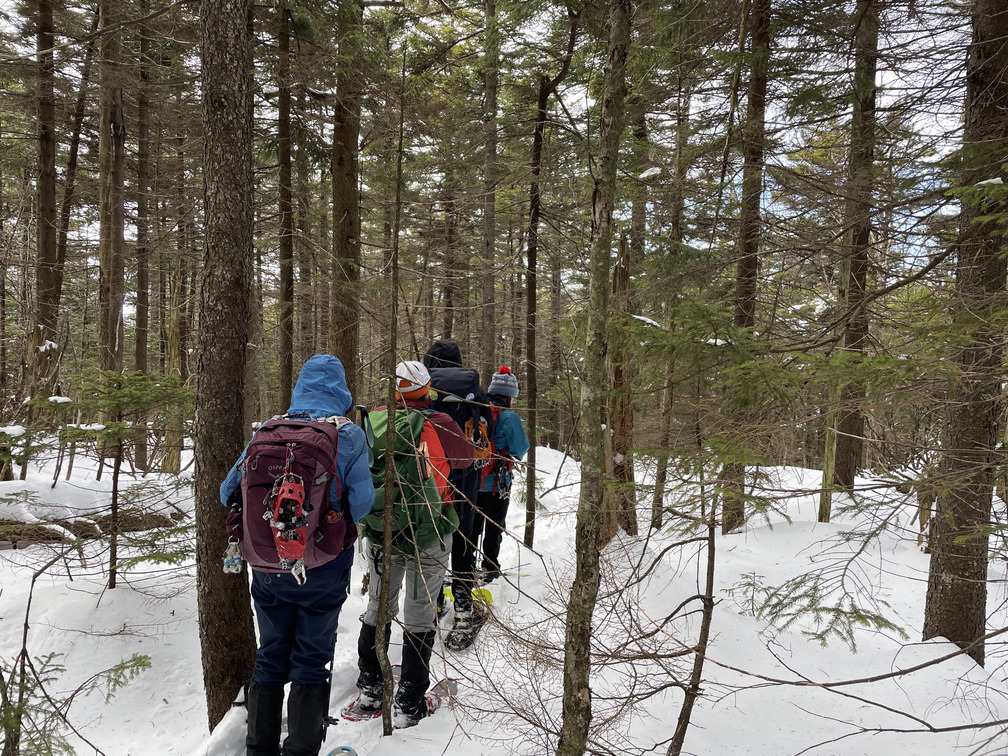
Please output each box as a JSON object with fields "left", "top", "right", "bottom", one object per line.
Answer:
{"left": 1, "top": 445, "right": 1007, "bottom": 755}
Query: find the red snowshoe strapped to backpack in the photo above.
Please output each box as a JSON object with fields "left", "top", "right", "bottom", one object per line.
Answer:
{"left": 238, "top": 416, "right": 355, "bottom": 583}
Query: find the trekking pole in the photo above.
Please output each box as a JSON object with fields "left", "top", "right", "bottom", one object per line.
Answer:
{"left": 322, "top": 635, "right": 340, "bottom": 737}
{"left": 354, "top": 404, "right": 374, "bottom": 465}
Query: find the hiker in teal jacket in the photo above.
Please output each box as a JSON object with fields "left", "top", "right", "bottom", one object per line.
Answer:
{"left": 475, "top": 366, "right": 529, "bottom": 583}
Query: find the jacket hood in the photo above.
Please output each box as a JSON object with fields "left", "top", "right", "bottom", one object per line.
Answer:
{"left": 422, "top": 340, "right": 463, "bottom": 369}
{"left": 287, "top": 354, "right": 353, "bottom": 417}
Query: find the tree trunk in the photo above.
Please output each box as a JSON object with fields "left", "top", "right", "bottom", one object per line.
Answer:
{"left": 98, "top": 0, "right": 126, "bottom": 374}
{"left": 722, "top": 0, "right": 769, "bottom": 535}
{"left": 819, "top": 378, "right": 842, "bottom": 522}
{"left": 278, "top": 0, "right": 294, "bottom": 408}
{"left": 833, "top": 0, "right": 878, "bottom": 489}
{"left": 55, "top": 16, "right": 98, "bottom": 332}
{"left": 196, "top": 0, "right": 257, "bottom": 729}
{"left": 923, "top": 0, "right": 1008, "bottom": 668}
{"left": 376, "top": 47, "right": 408, "bottom": 736}
{"left": 163, "top": 89, "right": 187, "bottom": 473}
{"left": 652, "top": 80, "right": 691, "bottom": 531}
{"left": 628, "top": 98, "right": 647, "bottom": 314}
{"left": 330, "top": 0, "right": 363, "bottom": 398}
{"left": 557, "top": 2, "right": 628, "bottom": 753}
{"left": 523, "top": 75, "right": 546, "bottom": 547}
{"left": 549, "top": 249, "right": 562, "bottom": 448}
{"left": 524, "top": 11, "right": 579, "bottom": 549}
{"left": 35, "top": 0, "right": 58, "bottom": 342}
{"left": 609, "top": 236, "right": 638, "bottom": 538}
{"left": 318, "top": 176, "right": 330, "bottom": 353}
{"left": 135, "top": 0, "right": 151, "bottom": 472}
{"left": 1, "top": 170, "right": 6, "bottom": 394}
{"left": 158, "top": 158, "right": 168, "bottom": 374}
{"left": 480, "top": 0, "right": 499, "bottom": 385}
{"left": 295, "top": 91, "right": 313, "bottom": 368}
{"left": 442, "top": 184, "right": 456, "bottom": 340}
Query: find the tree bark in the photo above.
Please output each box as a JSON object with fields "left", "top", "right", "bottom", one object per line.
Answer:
{"left": 549, "top": 248, "right": 562, "bottom": 448}
{"left": 1, "top": 169, "right": 6, "bottom": 394}
{"left": 295, "top": 91, "right": 313, "bottom": 368}
{"left": 833, "top": 0, "right": 878, "bottom": 489}
{"left": 557, "top": 1, "right": 628, "bottom": 753}
{"left": 722, "top": 0, "right": 769, "bottom": 535}
{"left": 35, "top": 0, "right": 58, "bottom": 342}
{"left": 628, "top": 98, "right": 647, "bottom": 314}
{"left": 523, "top": 74, "right": 547, "bottom": 547}
{"left": 55, "top": 17, "right": 98, "bottom": 331}
{"left": 442, "top": 184, "right": 456, "bottom": 340}
{"left": 923, "top": 0, "right": 1008, "bottom": 667}
{"left": 480, "top": 0, "right": 499, "bottom": 386}
{"left": 98, "top": 0, "right": 126, "bottom": 374}
{"left": 163, "top": 88, "right": 188, "bottom": 473}
{"left": 330, "top": 0, "right": 363, "bottom": 399}
{"left": 278, "top": 0, "right": 294, "bottom": 408}
{"left": 652, "top": 80, "right": 691, "bottom": 531}
{"left": 524, "top": 10, "right": 579, "bottom": 549}
{"left": 196, "top": 0, "right": 257, "bottom": 729}
{"left": 135, "top": 0, "right": 152, "bottom": 471}
{"left": 609, "top": 236, "right": 638, "bottom": 538}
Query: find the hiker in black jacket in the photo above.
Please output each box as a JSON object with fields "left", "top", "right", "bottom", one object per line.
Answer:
{"left": 423, "top": 340, "right": 488, "bottom": 642}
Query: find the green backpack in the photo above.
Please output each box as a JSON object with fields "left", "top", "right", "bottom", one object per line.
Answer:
{"left": 361, "top": 408, "right": 459, "bottom": 555}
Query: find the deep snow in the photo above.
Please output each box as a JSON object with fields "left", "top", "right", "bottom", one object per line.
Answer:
{"left": 1, "top": 446, "right": 1007, "bottom": 756}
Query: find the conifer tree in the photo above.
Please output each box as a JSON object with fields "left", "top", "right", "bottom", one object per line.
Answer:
{"left": 195, "top": 0, "right": 257, "bottom": 728}
{"left": 923, "top": 0, "right": 1008, "bottom": 667}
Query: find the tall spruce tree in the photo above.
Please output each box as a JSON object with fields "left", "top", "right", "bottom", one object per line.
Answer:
{"left": 195, "top": 0, "right": 257, "bottom": 728}
{"left": 923, "top": 0, "right": 1008, "bottom": 668}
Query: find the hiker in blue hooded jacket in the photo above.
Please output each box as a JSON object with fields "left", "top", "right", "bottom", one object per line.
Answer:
{"left": 474, "top": 366, "right": 529, "bottom": 583}
{"left": 219, "top": 354, "right": 374, "bottom": 756}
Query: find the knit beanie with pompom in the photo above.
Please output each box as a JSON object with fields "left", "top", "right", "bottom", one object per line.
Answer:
{"left": 488, "top": 365, "right": 519, "bottom": 398}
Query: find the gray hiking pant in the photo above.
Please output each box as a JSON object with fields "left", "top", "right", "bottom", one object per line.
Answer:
{"left": 363, "top": 535, "right": 452, "bottom": 633}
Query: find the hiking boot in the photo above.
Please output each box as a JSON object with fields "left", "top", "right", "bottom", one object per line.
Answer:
{"left": 392, "top": 691, "right": 442, "bottom": 729}
{"left": 356, "top": 687, "right": 382, "bottom": 715}
{"left": 480, "top": 568, "right": 500, "bottom": 584}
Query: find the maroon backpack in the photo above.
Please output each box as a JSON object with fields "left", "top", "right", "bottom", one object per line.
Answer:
{"left": 238, "top": 416, "right": 356, "bottom": 583}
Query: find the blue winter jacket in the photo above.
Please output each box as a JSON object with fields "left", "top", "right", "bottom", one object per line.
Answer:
{"left": 219, "top": 354, "right": 375, "bottom": 523}
{"left": 480, "top": 398, "right": 530, "bottom": 494}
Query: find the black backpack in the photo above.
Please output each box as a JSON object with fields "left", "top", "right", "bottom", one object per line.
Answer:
{"left": 428, "top": 366, "right": 494, "bottom": 468}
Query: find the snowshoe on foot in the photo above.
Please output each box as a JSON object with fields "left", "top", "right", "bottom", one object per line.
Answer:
{"left": 445, "top": 605, "right": 489, "bottom": 651}
{"left": 341, "top": 690, "right": 382, "bottom": 722}
{"left": 393, "top": 690, "right": 443, "bottom": 729}
{"left": 341, "top": 665, "right": 402, "bottom": 721}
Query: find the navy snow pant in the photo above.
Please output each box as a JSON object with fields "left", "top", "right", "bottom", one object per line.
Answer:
{"left": 250, "top": 548, "right": 353, "bottom": 685}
